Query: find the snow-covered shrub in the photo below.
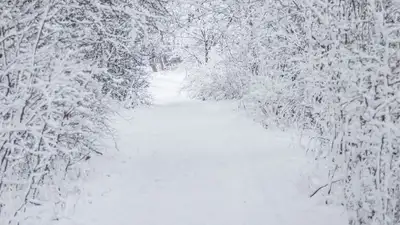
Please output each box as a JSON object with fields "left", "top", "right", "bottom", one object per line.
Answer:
{"left": 176, "top": 0, "right": 400, "bottom": 224}
{"left": 183, "top": 57, "right": 251, "bottom": 100}
{"left": 0, "top": 0, "right": 166, "bottom": 224}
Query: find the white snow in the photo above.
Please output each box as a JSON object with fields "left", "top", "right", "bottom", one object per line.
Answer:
{"left": 55, "top": 68, "right": 347, "bottom": 225}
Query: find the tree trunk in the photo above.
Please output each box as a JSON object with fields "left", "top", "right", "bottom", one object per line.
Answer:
{"left": 159, "top": 56, "right": 165, "bottom": 70}
{"left": 150, "top": 63, "right": 158, "bottom": 72}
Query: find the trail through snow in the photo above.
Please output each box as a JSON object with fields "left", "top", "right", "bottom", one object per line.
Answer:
{"left": 57, "top": 68, "right": 346, "bottom": 225}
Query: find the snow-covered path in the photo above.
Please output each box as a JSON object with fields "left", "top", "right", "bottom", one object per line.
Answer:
{"left": 58, "top": 69, "right": 345, "bottom": 225}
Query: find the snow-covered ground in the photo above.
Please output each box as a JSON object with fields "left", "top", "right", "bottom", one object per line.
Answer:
{"left": 56, "top": 68, "right": 346, "bottom": 225}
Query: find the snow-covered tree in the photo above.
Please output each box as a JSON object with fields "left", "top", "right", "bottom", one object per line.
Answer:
{"left": 176, "top": 0, "right": 400, "bottom": 224}
{"left": 0, "top": 0, "right": 168, "bottom": 224}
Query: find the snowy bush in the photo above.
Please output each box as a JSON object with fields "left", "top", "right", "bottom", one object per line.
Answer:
{"left": 177, "top": 0, "right": 400, "bottom": 224}
{"left": 0, "top": 0, "right": 167, "bottom": 224}
{"left": 183, "top": 58, "right": 251, "bottom": 100}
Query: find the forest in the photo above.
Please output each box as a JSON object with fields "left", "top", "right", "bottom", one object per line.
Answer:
{"left": 1, "top": 0, "right": 399, "bottom": 225}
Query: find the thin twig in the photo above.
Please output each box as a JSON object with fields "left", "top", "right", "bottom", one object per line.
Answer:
{"left": 309, "top": 179, "right": 343, "bottom": 198}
